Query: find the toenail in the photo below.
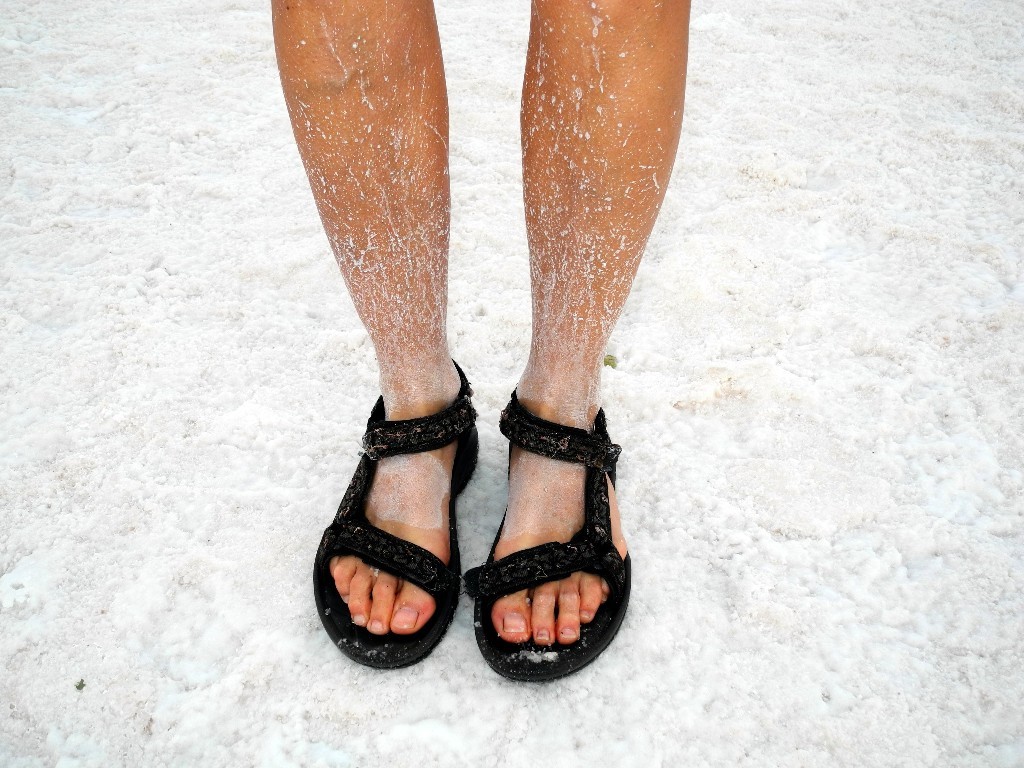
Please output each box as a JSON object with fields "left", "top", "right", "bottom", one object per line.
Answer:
{"left": 537, "top": 629, "right": 550, "bottom": 643}
{"left": 503, "top": 613, "right": 527, "bottom": 634}
{"left": 581, "top": 611, "right": 593, "bottom": 622}
{"left": 393, "top": 607, "right": 418, "bottom": 630}
{"left": 369, "top": 619, "right": 385, "bottom": 633}
{"left": 560, "top": 627, "right": 577, "bottom": 641}
{"left": 352, "top": 614, "right": 367, "bottom": 626}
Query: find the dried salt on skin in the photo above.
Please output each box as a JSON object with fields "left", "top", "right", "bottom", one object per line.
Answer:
{"left": 279, "top": 1, "right": 458, "bottom": 417}
{"left": 369, "top": 453, "right": 450, "bottom": 531}
{"left": 502, "top": 452, "right": 589, "bottom": 542}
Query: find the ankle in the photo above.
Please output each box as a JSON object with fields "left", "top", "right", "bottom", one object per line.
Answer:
{"left": 380, "top": 357, "right": 461, "bottom": 420}
{"left": 516, "top": 369, "right": 600, "bottom": 430}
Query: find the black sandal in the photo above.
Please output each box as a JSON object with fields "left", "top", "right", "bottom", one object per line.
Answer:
{"left": 464, "top": 392, "right": 630, "bottom": 681}
{"left": 312, "top": 362, "right": 478, "bottom": 668}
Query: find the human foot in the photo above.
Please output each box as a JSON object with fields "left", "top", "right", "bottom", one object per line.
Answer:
{"left": 330, "top": 440, "right": 457, "bottom": 635}
{"left": 326, "top": 359, "right": 465, "bottom": 638}
{"left": 463, "top": 393, "right": 630, "bottom": 680}
{"left": 314, "top": 360, "right": 478, "bottom": 668}
{"left": 489, "top": 446, "right": 627, "bottom": 645}
{"left": 484, "top": 392, "right": 627, "bottom": 646}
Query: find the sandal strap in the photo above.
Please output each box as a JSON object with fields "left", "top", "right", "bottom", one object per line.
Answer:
{"left": 463, "top": 535, "right": 627, "bottom": 604}
{"left": 361, "top": 365, "right": 476, "bottom": 461}
{"left": 499, "top": 392, "right": 621, "bottom": 471}
{"left": 323, "top": 518, "right": 457, "bottom": 598}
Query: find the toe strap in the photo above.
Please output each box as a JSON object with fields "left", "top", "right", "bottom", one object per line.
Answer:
{"left": 322, "top": 519, "right": 457, "bottom": 599}
{"left": 463, "top": 538, "right": 627, "bottom": 605}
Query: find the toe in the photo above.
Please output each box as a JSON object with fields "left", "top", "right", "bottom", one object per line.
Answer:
{"left": 530, "top": 581, "right": 559, "bottom": 646}
{"left": 579, "top": 572, "right": 605, "bottom": 624}
{"left": 556, "top": 573, "right": 582, "bottom": 644}
{"left": 347, "top": 561, "right": 375, "bottom": 627}
{"left": 330, "top": 556, "right": 359, "bottom": 603}
{"left": 367, "top": 571, "right": 398, "bottom": 635}
{"left": 390, "top": 581, "right": 436, "bottom": 635}
{"left": 491, "top": 589, "right": 532, "bottom": 643}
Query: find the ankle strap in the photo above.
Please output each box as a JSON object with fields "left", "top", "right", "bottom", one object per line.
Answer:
{"left": 499, "top": 392, "right": 621, "bottom": 472}
{"left": 361, "top": 362, "right": 476, "bottom": 460}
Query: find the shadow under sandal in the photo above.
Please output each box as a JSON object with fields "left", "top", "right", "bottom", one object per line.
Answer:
{"left": 463, "top": 392, "right": 631, "bottom": 682}
{"left": 312, "top": 363, "right": 478, "bottom": 669}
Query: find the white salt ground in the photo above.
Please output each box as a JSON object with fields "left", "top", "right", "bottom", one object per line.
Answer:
{"left": 2, "top": 0, "right": 1023, "bottom": 765}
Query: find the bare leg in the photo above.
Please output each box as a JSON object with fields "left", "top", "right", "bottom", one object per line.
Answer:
{"left": 273, "top": 0, "right": 458, "bottom": 635}
{"left": 491, "top": 0, "right": 691, "bottom": 644}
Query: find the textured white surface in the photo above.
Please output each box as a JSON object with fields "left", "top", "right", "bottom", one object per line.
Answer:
{"left": 2, "top": 0, "right": 1023, "bottom": 765}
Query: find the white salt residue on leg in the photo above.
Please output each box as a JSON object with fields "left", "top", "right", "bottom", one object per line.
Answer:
{"left": 368, "top": 452, "right": 450, "bottom": 532}
{"left": 274, "top": 0, "right": 461, "bottom": 631}
{"left": 277, "top": 0, "right": 457, "bottom": 415}
{"left": 502, "top": 452, "right": 588, "bottom": 541}
{"left": 489, "top": 0, "right": 689, "bottom": 640}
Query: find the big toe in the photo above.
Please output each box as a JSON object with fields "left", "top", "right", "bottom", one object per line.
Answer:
{"left": 390, "top": 581, "right": 436, "bottom": 635}
{"left": 491, "top": 589, "right": 532, "bottom": 643}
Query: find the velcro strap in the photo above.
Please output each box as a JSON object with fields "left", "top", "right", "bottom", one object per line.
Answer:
{"left": 323, "top": 519, "right": 457, "bottom": 598}
{"left": 499, "top": 395, "right": 621, "bottom": 471}
{"left": 362, "top": 394, "right": 476, "bottom": 460}
{"left": 463, "top": 538, "right": 624, "bottom": 602}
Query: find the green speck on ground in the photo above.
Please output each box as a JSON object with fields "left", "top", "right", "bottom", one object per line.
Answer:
{"left": 75, "top": 679, "right": 85, "bottom": 691}
{"left": 603, "top": 354, "right": 617, "bottom": 369}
